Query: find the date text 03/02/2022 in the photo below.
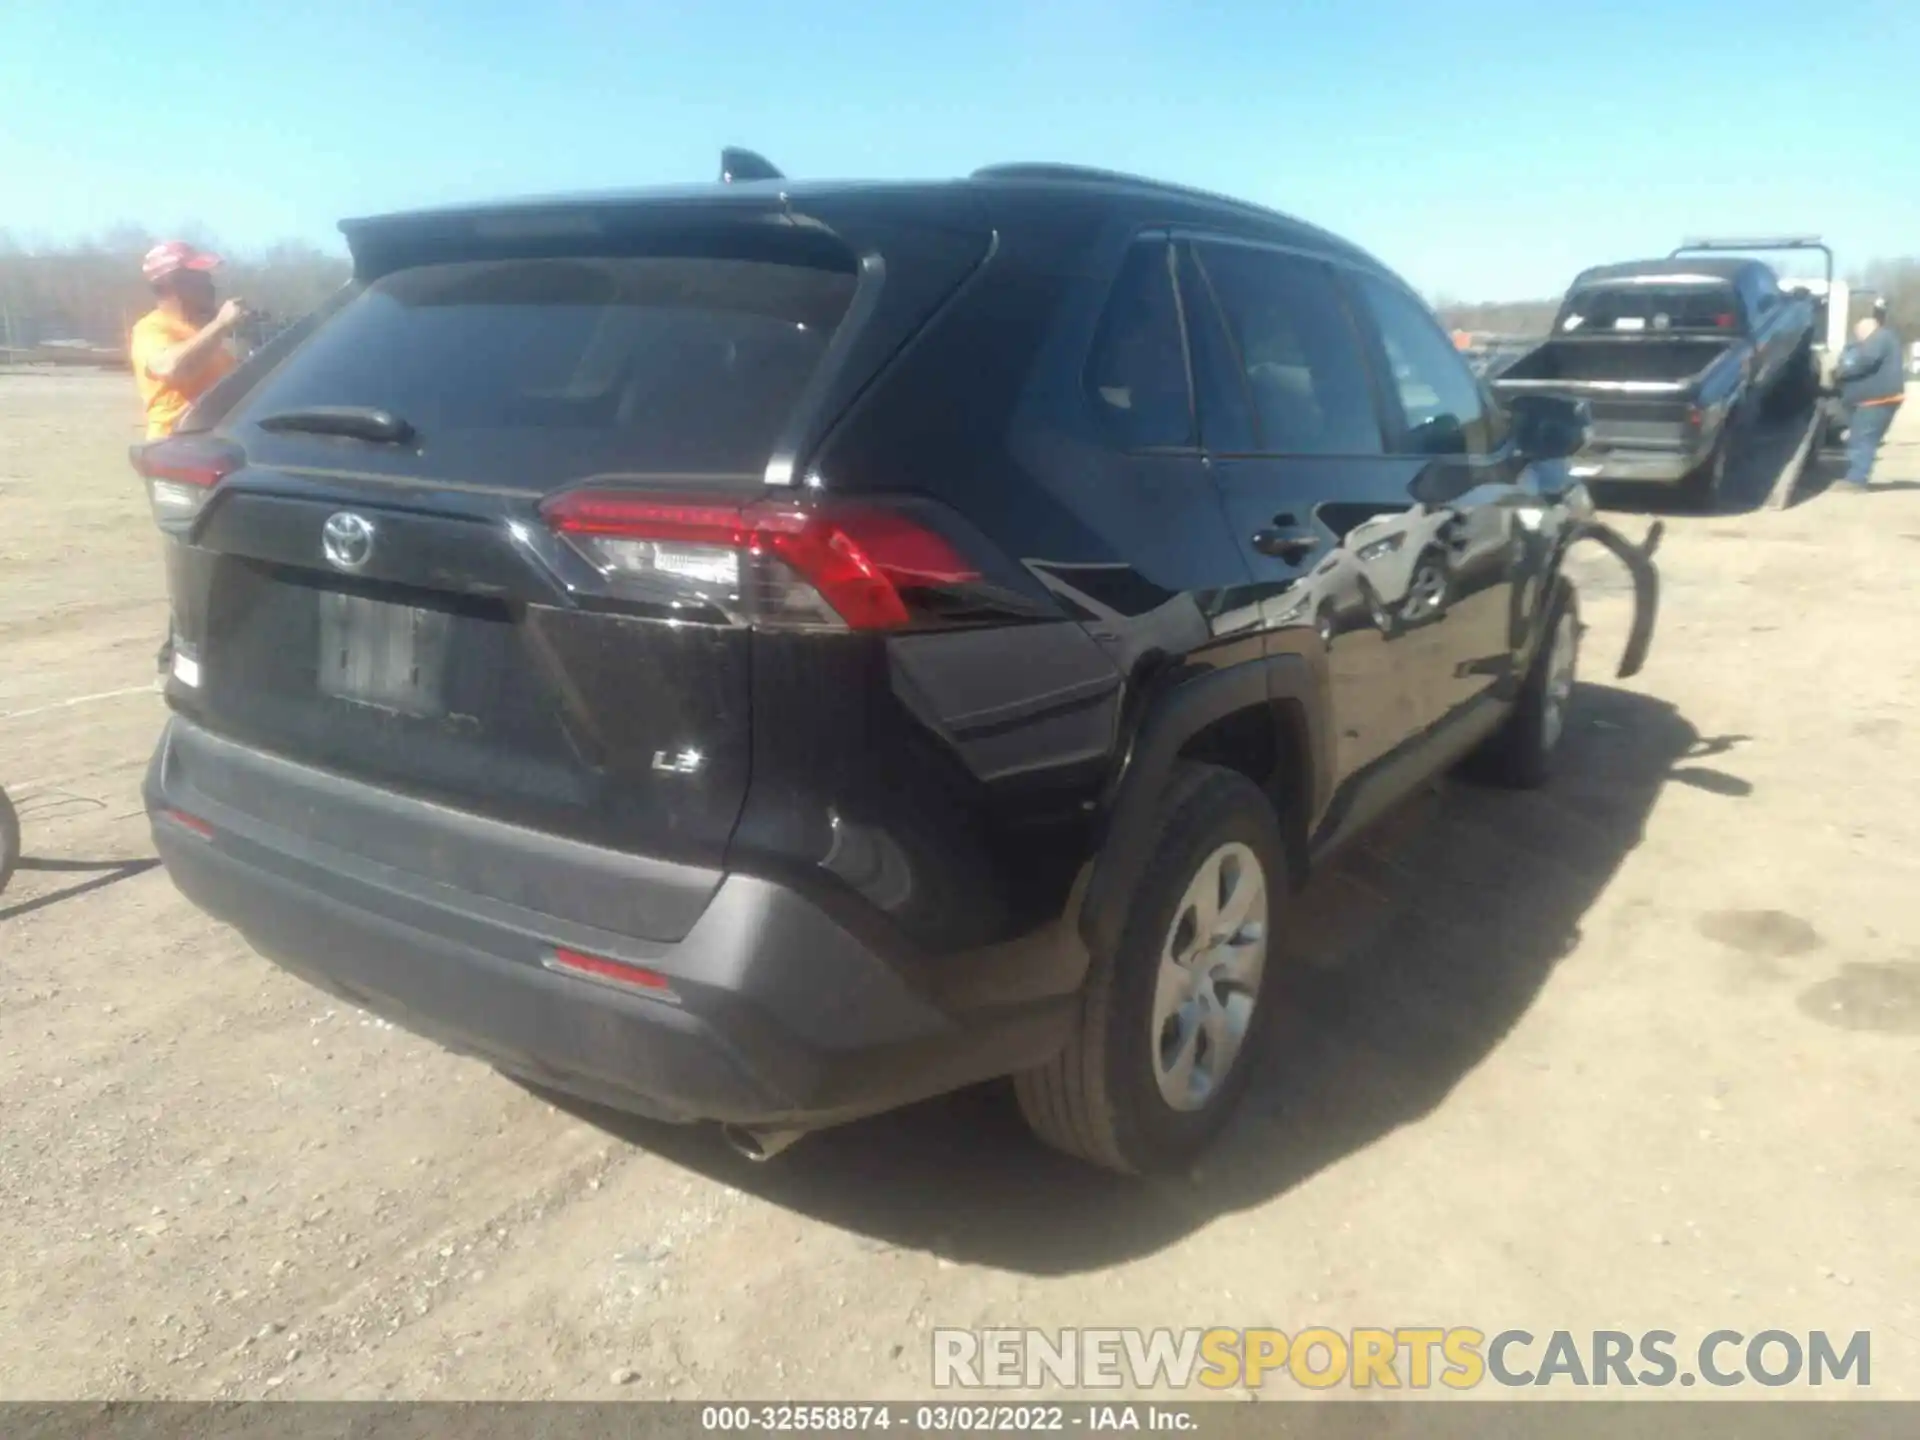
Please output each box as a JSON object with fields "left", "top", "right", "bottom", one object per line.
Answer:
{"left": 700, "top": 1404, "right": 1196, "bottom": 1431}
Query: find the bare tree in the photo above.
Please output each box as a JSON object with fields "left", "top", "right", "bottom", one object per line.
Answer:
{"left": 1855, "top": 258, "right": 1920, "bottom": 346}
{"left": 1436, "top": 297, "right": 1560, "bottom": 338}
{"left": 0, "top": 229, "right": 349, "bottom": 355}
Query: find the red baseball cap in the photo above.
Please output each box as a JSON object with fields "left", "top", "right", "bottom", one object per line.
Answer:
{"left": 142, "top": 240, "right": 221, "bottom": 283}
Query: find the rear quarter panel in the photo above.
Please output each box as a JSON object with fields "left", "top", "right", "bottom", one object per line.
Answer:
{"left": 751, "top": 207, "right": 1278, "bottom": 997}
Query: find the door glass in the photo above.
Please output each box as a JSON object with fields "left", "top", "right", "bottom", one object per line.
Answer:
{"left": 1352, "top": 274, "right": 1499, "bottom": 457}
{"left": 1191, "top": 244, "right": 1384, "bottom": 456}
{"left": 1084, "top": 241, "right": 1195, "bottom": 451}
{"left": 1176, "top": 247, "right": 1259, "bottom": 454}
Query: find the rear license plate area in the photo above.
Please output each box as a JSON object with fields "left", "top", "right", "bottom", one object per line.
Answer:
{"left": 317, "top": 591, "right": 452, "bottom": 719}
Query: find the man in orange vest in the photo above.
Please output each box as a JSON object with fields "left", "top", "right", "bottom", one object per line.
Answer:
{"left": 129, "top": 240, "right": 249, "bottom": 439}
{"left": 130, "top": 241, "right": 249, "bottom": 678}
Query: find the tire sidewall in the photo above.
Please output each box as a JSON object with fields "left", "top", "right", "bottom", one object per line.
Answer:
{"left": 1685, "top": 436, "right": 1728, "bottom": 512}
{"left": 1527, "top": 583, "right": 1581, "bottom": 768}
{"left": 0, "top": 789, "right": 18, "bottom": 895}
{"left": 1100, "top": 772, "right": 1289, "bottom": 1170}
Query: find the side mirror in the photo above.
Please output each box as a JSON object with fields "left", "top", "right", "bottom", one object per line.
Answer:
{"left": 1408, "top": 461, "right": 1473, "bottom": 508}
{"left": 1406, "top": 412, "right": 1468, "bottom": 458}
{"left": 1509, "top": 393, "right": 1591, "bottom": 462}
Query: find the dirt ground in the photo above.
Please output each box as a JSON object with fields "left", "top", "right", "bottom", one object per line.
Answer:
{"left": 2, "top": 370, "right": 1917, "bottom": 1403}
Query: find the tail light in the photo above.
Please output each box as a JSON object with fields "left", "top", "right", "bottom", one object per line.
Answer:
{"left": 131, "top": 435, "right": 243, "bottom": 528}
{"left": 540, "top": 489, "right": 981, "bottom": 631}
{"left": 1686, "top": 405, "right": 1703, "bottom": 429}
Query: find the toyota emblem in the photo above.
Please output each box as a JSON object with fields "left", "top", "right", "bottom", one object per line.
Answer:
{"left": 321, "top": 511, "right": 376, "bottom": 571}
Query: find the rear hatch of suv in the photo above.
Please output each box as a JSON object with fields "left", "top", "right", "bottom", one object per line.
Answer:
{"left": 143, "top": 186, "right": 994, "bottom": 931}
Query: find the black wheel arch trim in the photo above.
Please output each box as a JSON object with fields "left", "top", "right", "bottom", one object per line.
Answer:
{"left": 1076, "top": 653, "right": 1328, "bottom": 961}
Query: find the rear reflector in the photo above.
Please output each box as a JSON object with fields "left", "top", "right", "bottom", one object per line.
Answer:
{"left": 543, "top": 946, "right": 679, "bottom": 1000}
{"left": 161, "top": 808, "right": 215, "bottom": 839}
{"left": 541, "top": 490, "right": 979, "bottom": 631}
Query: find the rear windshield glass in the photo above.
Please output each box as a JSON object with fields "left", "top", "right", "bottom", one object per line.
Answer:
{"left": 231, "top": 255, "right": 858, "bottom": 485}
{"left": 1557, "top": 282, "right": 1740, "bottom": 335}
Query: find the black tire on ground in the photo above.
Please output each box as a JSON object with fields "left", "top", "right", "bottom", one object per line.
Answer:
{"left": 0, "top": 788, "right": 19, "bottom": 897}
{"left": 1015, "top": 762, "right": 1291, "bottom": 1175}
{"left": 1679, "top": 431, "right": 1731, "bottom": 513}
{"left": 1766, "top": 342, "right": 1817, "bottom": 419}
{"left": 1818, "top": 400, "right": 1849, "bottom": 452}
{"left": 1463, "top": 581, "right": 1580, "bottom": 790}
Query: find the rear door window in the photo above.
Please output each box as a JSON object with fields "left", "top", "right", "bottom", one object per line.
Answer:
{"left": 230, "top": 254, "right": 858, "bottom": 487}
{"left": 1083, "top": 240, "right": 1196, "bottom": 451}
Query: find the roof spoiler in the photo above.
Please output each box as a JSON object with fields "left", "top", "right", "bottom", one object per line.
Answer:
{"left": 721, "top": 148, "right": 784, "bottom": 184}
{"left": 1670, "top": 236, "right": 1832, "bottom": 285}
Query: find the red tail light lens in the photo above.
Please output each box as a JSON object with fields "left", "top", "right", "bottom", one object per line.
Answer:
{"left": 160, "top": 807, "right": 215, "bottom": 839}
{"left": 540, "top": 490, "right": 980, "bottom": 631}
{"left": 543, "top": 946, "right": 679, "bottom": 1000}
{"left": 132, "top": 436, "right": 243, "bottom": 527}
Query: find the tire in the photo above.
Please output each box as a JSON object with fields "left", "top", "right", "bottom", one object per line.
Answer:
{"left": 1465, "top": 582, "right": 1579, "bottom": 790}
{"left": 1679, "top": 432, "right": 1730, "bottom": 513}
{"left": 1401, "top": 551, "right": 1451, "bottom": 629}
{"left": 0, "top": 788, "right": 19, "bottom": 897}
{"left": 1819, "top": 400, "right": 1849, "bottom": 451}
{"left": 1766, "top": 344, "right": 1815, "bottom": 419}
{"left": 1016, "top": 763, "right": 1290, "bottom": 1174}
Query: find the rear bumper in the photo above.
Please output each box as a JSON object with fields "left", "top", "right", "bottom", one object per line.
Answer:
{"left": 1566, "top": 447, "right": 1701, "bottom": 485}
{"left": 146, "top": 718, "right": 1073, "bottom": 1129}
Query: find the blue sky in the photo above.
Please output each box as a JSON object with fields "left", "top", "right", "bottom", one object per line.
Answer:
{"left": 3, "top": 0, "right": 1914, "bottom": 299}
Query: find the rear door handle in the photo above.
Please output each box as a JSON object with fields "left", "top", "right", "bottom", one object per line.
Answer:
{"left": 1251, "top": 528, "right": 1318, "bottom": 563}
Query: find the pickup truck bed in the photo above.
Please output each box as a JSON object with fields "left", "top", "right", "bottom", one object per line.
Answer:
{"left": 1497, "top": 337, "right": 1733, "bottom": 486}
{"left": 1499, "top": 337, "right": 1734, "bottom": 389}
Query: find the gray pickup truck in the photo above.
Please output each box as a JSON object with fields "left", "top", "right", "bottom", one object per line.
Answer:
{"left": 1493, "top": 253, "right": 1818, "bottom": 507}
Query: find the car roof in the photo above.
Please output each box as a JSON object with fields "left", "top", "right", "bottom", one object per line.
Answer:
{"left": 962, "top": 164, "right": 1384, "bottom": 267}
{"left": 338, "top": 165, "right": 1388, "bottom": 278}
{"left": 1573, "top": 257, "right": 1767, "bottom": 285}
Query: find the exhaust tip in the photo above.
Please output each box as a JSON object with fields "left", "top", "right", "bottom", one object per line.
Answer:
{"left": 720, "top": 1124, "right": 805, "bottom": 1162}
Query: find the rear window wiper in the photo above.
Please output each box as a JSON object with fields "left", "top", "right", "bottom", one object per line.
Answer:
{"left": 255, "top": 406, "right": 416, "bottom": 445}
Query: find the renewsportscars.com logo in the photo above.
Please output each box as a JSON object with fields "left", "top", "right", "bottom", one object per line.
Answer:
{"left": 932, "top": 1328, "right": 1872, "bottom": 1391}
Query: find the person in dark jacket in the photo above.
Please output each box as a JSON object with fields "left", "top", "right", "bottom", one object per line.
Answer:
{"left": 1832, "top": 313, "right": 1904, "bottom": 489}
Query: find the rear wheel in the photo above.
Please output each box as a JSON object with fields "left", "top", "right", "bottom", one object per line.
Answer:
{"left": 1818, "top": 399, "right": 1849, "bottom": 452}
{"left": 1016, "top": 763, "right": 1288, "bottom": 1174}
{"left": 0, "top": 788, "right": 19, "bottom": 896}
{"left": 1679, "top": 432, "right": 1730, "bottom": 513}
{"left": 1767, "top": 341, "right": 1817, "bottom": 419}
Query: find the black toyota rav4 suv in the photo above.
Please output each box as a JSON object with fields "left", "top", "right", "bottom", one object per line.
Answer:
{"left": 139, "top": 156, "right": 1659, "bottom": 1174}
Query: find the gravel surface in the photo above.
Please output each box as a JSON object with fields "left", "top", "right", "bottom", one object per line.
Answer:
{"left": 3, "top": 372, "right": 1917, "bottom": 1401}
